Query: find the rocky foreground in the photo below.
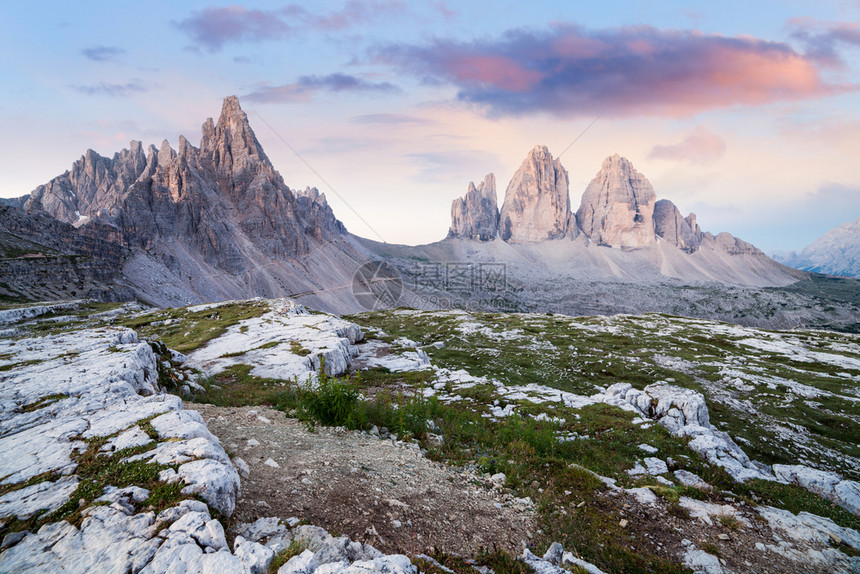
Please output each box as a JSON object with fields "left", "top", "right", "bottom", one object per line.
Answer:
{"left": 0, "top": 299, "right": 859, "bottom": 573}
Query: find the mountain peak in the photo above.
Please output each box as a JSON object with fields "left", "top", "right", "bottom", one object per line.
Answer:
{"left": 576, "top": 155, "right": 656, "bottom": 249}
{"left": 449, "top": 173, "right": 499, "bottom": 241}
{"left": 499, "top": 146, "right": 574, "bottom": 243}
{"left": 201, "top": 96, "right": 271, "bottom": 172}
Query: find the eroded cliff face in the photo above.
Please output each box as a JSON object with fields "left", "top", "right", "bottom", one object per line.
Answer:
{"left": 499, "top": 146, "right": 575, "bottom": 243}
{"left": 0, "top": 205, "right": 133, "bottom": 301}
{"left": 576, "top": 154, "right": 656, "bottom": 249}
{"left": 653, "top": 199, "right": 701, "bottom": 253}
{"left": 449, "top": 173, "right": 500, "bottom": 241}
{"left": 19, "top": 96, "right": 346, "bottom": 276}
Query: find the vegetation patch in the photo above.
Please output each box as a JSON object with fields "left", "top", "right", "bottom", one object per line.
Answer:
{"left": 119, "top": 301, "right": 268, "bottom": 353}
{"left": 20, "top": 393, "right": 69, "bottom": 413}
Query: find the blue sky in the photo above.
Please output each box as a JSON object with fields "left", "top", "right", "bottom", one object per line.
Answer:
{"left": 1, "top": 0, "right": 859, "bottom": 252}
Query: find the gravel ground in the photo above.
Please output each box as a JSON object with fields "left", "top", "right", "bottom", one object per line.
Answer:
{"left": 188, "top": 403, "right": 537, "bottom": 557}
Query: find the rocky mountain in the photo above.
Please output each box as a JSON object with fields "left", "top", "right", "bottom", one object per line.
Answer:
{"left": 4, "top": 96, "right": 379, "bottom": 311}
{"left": 0, "top": 99, "right": 824, "bottom": 322}
{"left": 776, "top": 217, "right": 860, "bottom": 278}
{"left": 499, "top": 145, "right": 575, "bottom": 243}
{"left": 448, "top": 174, "right": 499, "bottom": 241}
{"left": 576, "top": 154, "right": 656, "bottom": 249}
{"left": 653, "top": 199, "right": 701, "bottom": 253}
{"left": 0, "top": 204, "right": 134, "bottom": 302}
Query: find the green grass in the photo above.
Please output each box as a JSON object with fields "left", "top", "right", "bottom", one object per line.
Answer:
{"left": 118, "top": 301, "right": 268, "bottom": 353}
{"left": 20, "top": 393, "right": 69, "bottom": 412}
{"left": 349, "top": 309, "right": 860, "bottom": 482}
{"left": 268, "top": 540, "right": 307, "bottom": 573}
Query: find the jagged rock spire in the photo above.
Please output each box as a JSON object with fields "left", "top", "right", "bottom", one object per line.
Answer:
{"left": 449, "top": 173, "right": 499, "bottom": 241}
{"left": 499, "top": 145, "right": 574, "bottom": 243}
{"left": 200, "top": 95, "right": 272, "bottom": 173}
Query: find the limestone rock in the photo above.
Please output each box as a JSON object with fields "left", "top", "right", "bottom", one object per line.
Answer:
{"left": 653, "top": 199, "right": 701, "bottom": 253}
{"left": 576, "top": 155, "right": 656, "bottom": 249}
{"left": 499, "top": 146, "right": 574, "bottom": 243}
{"left": 598, "top": 382, "right": 773, "bottom": 482}
{"left": 773, "top": 464, "right": 860, "bottom": 516}
{"left": 449, "top": 173, "right": 500, "bottom": 241}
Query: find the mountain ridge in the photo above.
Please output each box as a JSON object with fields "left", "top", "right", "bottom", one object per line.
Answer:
{"left": 776, "top": 217, "right": 860, "bottom": 278}
{"left": 0, "top": 95, "right": 839, "bottom": 328}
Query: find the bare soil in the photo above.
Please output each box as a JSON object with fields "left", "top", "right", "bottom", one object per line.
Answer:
{"left": 188, "top": 403, "right": 537, "bottom": 557}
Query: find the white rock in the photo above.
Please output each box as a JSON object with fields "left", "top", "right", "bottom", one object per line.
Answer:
{"left": 233, "top": 456, "right": 251, "bottom": 478}
{"left": 176, "top": 459, "right": 241, "bottom": 517}
{"left": 674, "top": 470, "right": 712, "bottom": 490}
{"left": 150, "top": 410, "right": 218, "bottom": 443}
{"left": 235, "top": 536, "right": 275, "bottom": 574}
{"left": 264, "top": 458, "right": 280, "bottom": 468}
{"left": 107, "top": 426, "right": 154, "bottom": 452}
{"left": 279, "top": 549, "right": 319, "bottom": 574}
{"left": 682, "top": 545, "right": 729, "bottom": 574}
{"left": 0, "top": 476, "right": 79, "bottom": 520}
{"left": 773, "top": 464, "right": 860, "bottom": 516}
{"left": 490, "top": 473, "right": 506, "bottom": 485}
{"left": 169, "top": 511, "right": 228, "bottom": 550}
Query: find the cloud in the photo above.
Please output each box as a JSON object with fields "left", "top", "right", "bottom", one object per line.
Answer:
{"left": 243, "top": 73, "right": 399, "bottom": 103}
{"left": 788, "top": 17, "right": 860, "bottom": 67}
{"left": 72, "top": 80, "right": 148, "bottom": 97}
{"left": 177, "top": 1, "right": 404, "bottom": 51}
{"left": 81, "top": 46, "right": 125, "bottom": 62}
{"left": 350, "top": 113, "right": 432, "bottom": 124}
{"left": 648, "top": 126, "right": 726, "bottom": 164}
{"left": 375, "top": 24, "right": 856, "bottom": 117}
{"left": 430, "top": 1, "right": 456, "bottom": 20}
{"left": 176, "top": 6, "right": 295, "bottom": 51}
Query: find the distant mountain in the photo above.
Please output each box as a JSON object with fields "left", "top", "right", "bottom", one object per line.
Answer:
{"left": 446, "top": 146, "right": 776, "bottom": 272}
{"left": 2, "top": 97, "right": 841, "bottom": 329}
{"left": 776, "top": 217, "right": 860, "bottom": 278}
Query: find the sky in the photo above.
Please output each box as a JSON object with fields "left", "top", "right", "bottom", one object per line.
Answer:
{"left": 1, "top": 0, "right": 859, "bottom": 254}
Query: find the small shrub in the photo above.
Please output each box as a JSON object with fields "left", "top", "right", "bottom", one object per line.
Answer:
{"left": 718, "top": 514, "right": 740, "bottom": 531}
{"left": 700, "top": 542, "right": 721, "bottom": 557}
{"left": 300, "top": 359, "right": 360, "bottom": 426}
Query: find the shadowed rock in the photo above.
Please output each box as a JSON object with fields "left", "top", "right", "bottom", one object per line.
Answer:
{"left": 449, "top": 173, "right": 499, "bottom": 241}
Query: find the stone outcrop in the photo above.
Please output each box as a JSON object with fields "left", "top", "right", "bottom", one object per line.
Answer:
{"left": 653, "top": 199, "right": 701, "bottom": 253}
{"left": 499, "top": 146, "right": 575, "bottom": 243}
{"left": 599, "top": 382, "right": 774, "bottom": 482}
{"left": 448, "top": 174, "right": 499, "bottom": 241}
{"left": 295, "top": 187, "right": 347, "bottom": 241}
{"left": 576, "top": 155, "right": 656, "bottom": 249}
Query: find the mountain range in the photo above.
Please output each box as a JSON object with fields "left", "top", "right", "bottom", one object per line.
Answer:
{"left": 3, "top": 96, "right": 858, "bottom": 329}
{"left": 775, "top": 217, "right": 860, "bottom": 278}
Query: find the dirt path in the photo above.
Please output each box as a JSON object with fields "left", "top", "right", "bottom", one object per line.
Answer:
{"left": 188, "top": 403, "right": 537, "bottom": 557}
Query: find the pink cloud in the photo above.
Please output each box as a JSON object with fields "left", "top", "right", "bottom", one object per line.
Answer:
{"left": 649, "top": 126, "right": 727, "bottom": 164}
{"left": 376, "top": 24, "right": 857, "bottom": 117}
